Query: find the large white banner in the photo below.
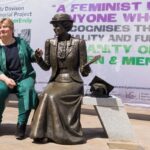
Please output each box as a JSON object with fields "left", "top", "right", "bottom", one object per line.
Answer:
{"left": 1, "top": 0, "right": 150, "bottom": 106}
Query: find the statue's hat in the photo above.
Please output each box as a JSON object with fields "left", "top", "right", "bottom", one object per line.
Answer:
{"left": 50, "top": 13, "right": 73, "bottom": 24}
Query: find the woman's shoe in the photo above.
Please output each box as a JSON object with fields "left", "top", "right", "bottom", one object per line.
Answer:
{"left": 16, "top": 123, "right": 26, "bottom": 140}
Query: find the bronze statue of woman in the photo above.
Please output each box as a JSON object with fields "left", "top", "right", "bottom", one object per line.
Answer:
{"left": 30, "top": 13, "right": 91, "bottom": 144}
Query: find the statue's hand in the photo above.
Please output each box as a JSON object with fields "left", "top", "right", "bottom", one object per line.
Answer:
{"left": 81, "top": 65, "right": 91, "bottom": 77}
{"left": 35, "top": 48, "right": 43, "bottom": 58}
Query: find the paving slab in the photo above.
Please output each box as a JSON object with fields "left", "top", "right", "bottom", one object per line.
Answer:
{"left": 0, "top": 104, "right": 149, "bottom": 150}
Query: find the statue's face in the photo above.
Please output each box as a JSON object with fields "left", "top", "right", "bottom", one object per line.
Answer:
{"left": 53, "top": 22, "right": 66, "bottom": 36}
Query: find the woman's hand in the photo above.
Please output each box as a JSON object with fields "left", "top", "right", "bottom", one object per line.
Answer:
{"left": 0, "top": 74, "right": 16, "bottom": 89}
{"left": 80, "top": 65, "right": 91, "bottom": 77}
{"left": 5, "top": 78, "right": 16, "bottom": 89}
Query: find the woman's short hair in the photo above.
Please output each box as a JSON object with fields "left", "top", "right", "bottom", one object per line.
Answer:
{"left": 0, "top": 18, "right": 14, "bottom": 30}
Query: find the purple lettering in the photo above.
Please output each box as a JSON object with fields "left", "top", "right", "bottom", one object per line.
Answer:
{"left": 71, "top": 4, "right": 80, "bottom": 12}
{"left": 123, "top": 13, "right": 150, "bottom": 22}
{"left": 80, "top": 4, "right": 88, "bottom": 11}
{"left": 71, "top": 2, "right": 141, "bottom": 12}
{"left": 123, "top": 14, "right": 137, "bottom": 22}
{"left": 132, "top": 2, "right": 142, "bottom": 10}
{"left": 71, "top": 13, "right": 117, "bottom": 23}
{"left": 147, "top": 2, "right": 150, "bottom": 10}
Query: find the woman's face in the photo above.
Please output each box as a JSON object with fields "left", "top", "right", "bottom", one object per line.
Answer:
{"left": 0, "top": 21, "right": 13, "bottom": 39}
{"left": 53, "top": 22, "right": 66, "bottom": 36}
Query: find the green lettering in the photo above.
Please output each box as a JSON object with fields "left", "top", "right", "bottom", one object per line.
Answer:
{"left": 97, "top": 44, "right": 111, "bottom": 53}
{"left": 122, "top": 57, "right": 135, "bottom": 65}
{"left": 136, "top": 57, "right": 145, "bottom": 65}
{"left": 97, "top": 56, "right": 104, "bottom": 64}
{"left": 87, "top": 44, "right": 95, "bottom": 52}
{"left": 122, "top": 57, "right": 150, "bottom": 65}
{"left": 145, "top": 57, "right": 150, "bottom": 65}
{"left": 87, "top": 44, "right": 100, "bottom": 53}
{"left": 123, "top": 45, "right": 132, "bottom": 53}
{"left": 112, "top": 45, "right": 122, "bottom": 54}
{"left": 109, "top": 56, "right": 117, "bottom": 64}
{"left": 138, "top": 46, "right": 148, "bottom": 54}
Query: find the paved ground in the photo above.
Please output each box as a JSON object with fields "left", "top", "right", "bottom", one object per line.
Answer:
{"left": 0, "top": 103, "right": 150, "bottom": 150}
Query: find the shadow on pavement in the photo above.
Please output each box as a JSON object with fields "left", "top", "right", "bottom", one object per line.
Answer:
{"left": 6, "top": 103, "right": 18, "bottom": 108}
{"left": 83, "top": 128, "right": 107, "bottom": 140}
{"left": 0, "top": 124, "right": 107, "bottom": 141}
{"left": 81, "top": 108, "right": 97, "bottom": 116}
{"left": 0, "top": 124, "right": 31, "bottom": 137}
{"left": 82, "top": 108, "right": 150, "bottom": 121}
{"left": 0, "top": 123, "right": 16, "bottom": 136}
{"left": 128, "top": 113, "right": 150, "bottom": 121}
